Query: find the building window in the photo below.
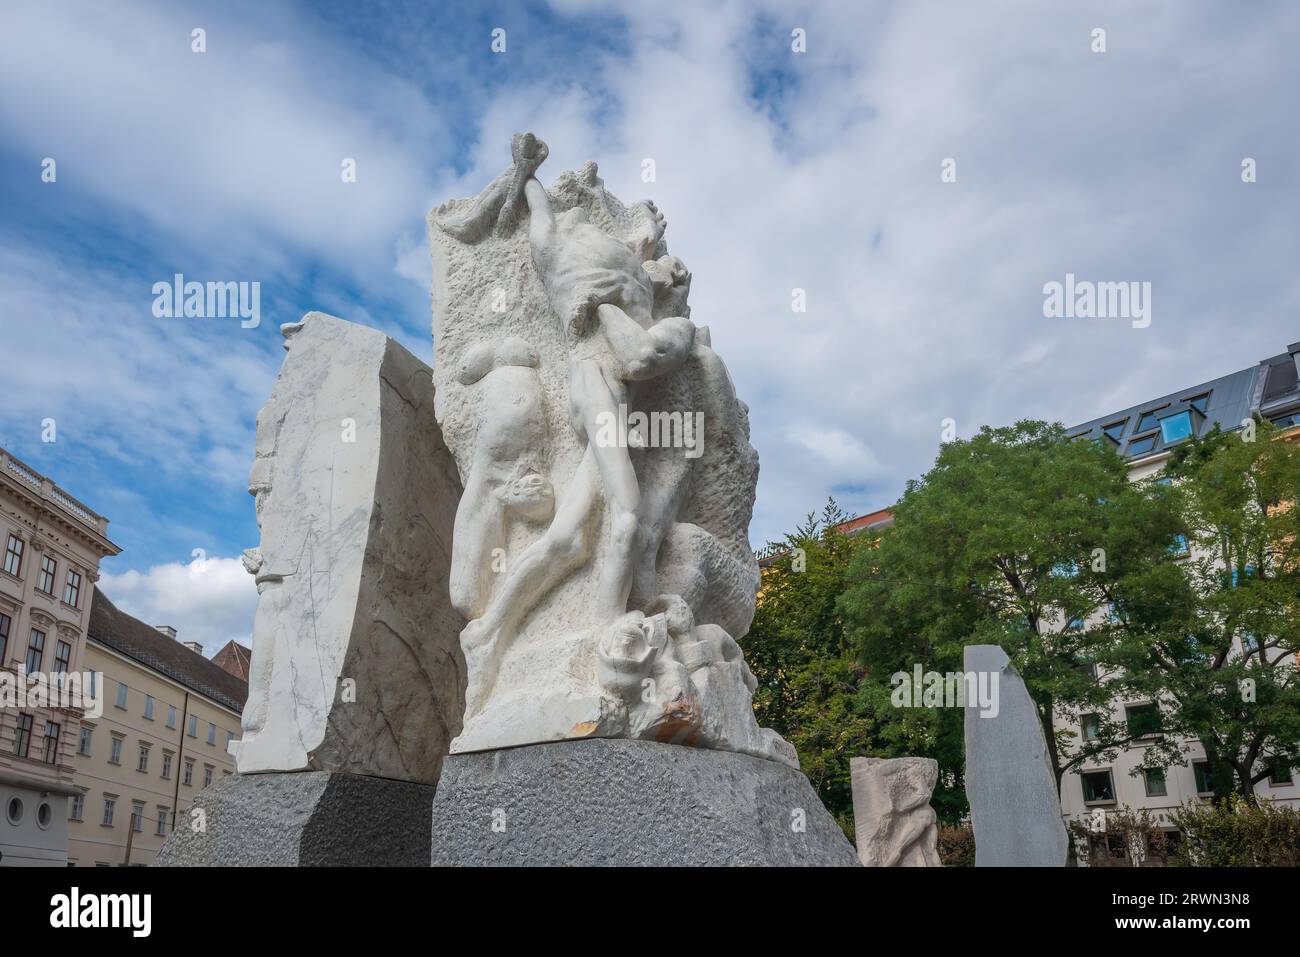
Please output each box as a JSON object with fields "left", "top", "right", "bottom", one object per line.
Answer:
{"left": 42, "top": 721, "right": 61, "bottom": 763}
{"left": 1169, "top": 534, "right": 1190, "bottom": 557}
{"left": 1081, "top": 713, "right": 1101, "bottom": 741}
{"left": 115, "top": 681, "right": 128, "bottom": 709}
{"left": 1159, "top": 410, "right": 1195, "bottom": 445}
{"left": 155, "top": 807, "right": 168, "bottom": 837}
{"left": 1184, "top": 392, "right": 1211, "bottom": 414}
{"left": 1193, "top": 761, "right": 1216, "bottom": 795}
{"left": 63, "top": 569, "right": 82, "bottom": 607}
{"left": 1135, "top": 407, "right": 1167, "bottom": 433}
{"left": 183, "top": 759, "right": 194, "bottom": 786}
{"left": 1268, "top": 762, "right": 1293, "bottom": 786}
{"left": 207, "top": 722, "right": 216, "bottom": 746}
{"left": 3, "top": 534, "right": 24, "bottom": 577}
{"left": 14, "top": 712, "right": 34, "bottom": 758}
{"left": 1126, "top": 703, "right": 1162, "bottom": 739}
{"left": 1100, "top": 420, "right": 1128, "bottom": 444}
{"left": 166, "top": 704, "right": 177, "bottom": 729}
{"left": 203, "top": 765, "right": 213, "bottom": 788}
{"left": 54, "top": 639, "right": 71, "bottom": 674}
{"left": 38, "top": 555, "right": 57, "bottom": 594}
{"left": 1081, "top": 769, "right": 1116, "bottom": 804}
{"left": 1127, "top": 433, "right": 1158, "bottom": 456}
{"left": 137, "top": 743, "right": 150, "bottom": 772}
{"left": 1143, "top": 767, "right": 1168, "bottom": 797}
{"left": 69, "top": 793, "right": 84, "bottom": 822}
{"left": 78, "top": 725, "right": 93, "bottom": 756}
{"left": 108, "top": 735, "right": 123, "bottom": 765}
{"left": 161, "top": 752, "right": 173, "bottom": 780}
{"left": 25, "top": 629, "right": 45, "bottom": 673}
{"left": 87, "top": 669, "right": 97, "bottom": 699}
{"left": 144, "top": 695, "right": 154, "bottom": 720}
{"left": 1269, "top": 410, "right": 1300, "bottom": 428}
{"left": 187, "top": 714, "right": 198, "bottom": 738}
{"left": 0, "top": 612, "right": 9, "bottom": 663}
{"left": 226, "top": 730, "right": 235, "bottom": 749}
{"left": 101, "top": 798, "right": 116, "bottom": 827}
{"left": 130, "top": 803, "right": 144, "bottom": 833}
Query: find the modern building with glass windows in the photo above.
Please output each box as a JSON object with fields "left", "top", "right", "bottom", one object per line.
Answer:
{"left": 1056, "top": 340, "right": 1300, "bottom": 854}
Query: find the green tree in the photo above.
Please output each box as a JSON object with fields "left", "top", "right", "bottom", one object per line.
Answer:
{"left": 1099, "top": 422, "right": 1300, "bottom": 802}
{"left": 840, "top": 421, "right": 1185, "bottom": 800}
{"left": 742, "top": 500, "right": 884, "bottom": 835}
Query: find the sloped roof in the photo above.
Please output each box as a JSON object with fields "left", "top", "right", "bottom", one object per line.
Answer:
{"left": 211, "top": 639, "right": 253, "bottom": 683}
{"left": 87, "top": 587, "right": 248, "bottom": 714}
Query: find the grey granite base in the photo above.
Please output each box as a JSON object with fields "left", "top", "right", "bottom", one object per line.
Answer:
{"left": 430, "top": 738, "right": 859, "bottom": 866}
{"left": 153, "top": 770, "right": 434, "bottom": 866}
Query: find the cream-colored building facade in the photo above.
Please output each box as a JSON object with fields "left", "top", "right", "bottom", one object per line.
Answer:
{"left": 0, "top": 447, "right": 119, "bottom": 867}
{"left": 69, "top": 588, "right": 245, "bottom": 866}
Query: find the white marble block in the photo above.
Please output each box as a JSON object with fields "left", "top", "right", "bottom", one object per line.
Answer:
{"left": 232, "top": 312, "right": 466, "bottom": 784}
{"left": 850, "top": 756, "right": 942, "bottom": 866}
{"left": 428, "top": 134, "right": 795, "bottom": 766}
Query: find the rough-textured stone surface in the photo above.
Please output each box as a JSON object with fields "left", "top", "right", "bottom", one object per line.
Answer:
{"left": 233, "top": 312, "right": 466, "bottom": 785}
{"left": 963, "top": 644, "right": 1069, "bottom": 866}
{"left": 429, "top": 738, "right": 858, "bottom": 866}
{"left": 429, "top": 134, "right": 793, "bottom": 767}
{"left": 850, "top": 756, "right": 942, "bottom": 866}
{"left": 154, "top": 771, "right": 434, "bottom": 867}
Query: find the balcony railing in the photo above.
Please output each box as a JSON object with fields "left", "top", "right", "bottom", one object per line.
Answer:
{"left": 0, "top": 447, "right": 109, "bottom": 536}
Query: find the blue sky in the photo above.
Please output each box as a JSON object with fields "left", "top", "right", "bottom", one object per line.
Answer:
{"left": 2, "top": 0, "right": 1298, "bottom": 650}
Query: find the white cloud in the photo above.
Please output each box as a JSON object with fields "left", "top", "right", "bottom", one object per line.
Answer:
{"left": 98, "top": 556, "right": 257, "bottom": 656}
{"left": 5, "top": 0, "right": 1300, "bottom": 576}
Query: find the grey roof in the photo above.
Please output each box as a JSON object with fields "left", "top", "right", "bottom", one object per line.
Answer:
{"left": 1066, "top": 342, "right": 1300, "bottom": 460}
{"left": 87, "top": 587, "right": 248, "bottom": 714}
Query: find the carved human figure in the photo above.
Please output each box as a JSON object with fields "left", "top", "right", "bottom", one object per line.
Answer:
{"left": 446, "top": 336, "right": 559, "bottom": 714}
{"left": 438, "top": 133, "right": 697, "bottom": 653}
{"left": 851, "top": 756, "right": 943, "bottom": 867}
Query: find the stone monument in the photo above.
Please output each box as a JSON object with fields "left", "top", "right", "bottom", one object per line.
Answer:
{"left": 156, "top": 313, "right": 465, "bottom": 866}
{"left": 963, "top": 644, "right": 1069, "bottom": 867}
{"left": 850, "top": 756, "right": 942, "bottom": 866}
{"left": 426, "top": 134, "right": 857, "bottom": 865}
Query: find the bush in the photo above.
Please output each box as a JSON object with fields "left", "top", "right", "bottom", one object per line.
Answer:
{"left": 937, "top": 824, "right": 975, "bottom": 866}
{"left": 1067, "top": 807, "right": 1176, "bottom": 867}
{"left": 1170, "top": 797, "right": 1300, "bottom": 867}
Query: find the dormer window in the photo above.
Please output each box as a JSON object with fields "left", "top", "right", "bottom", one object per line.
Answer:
{"left": 1135, "top": 407, "right": 1167, "bottom": 434}
{"left": 1127, "top": 434, "right": 1158, "bottom": 456}
{"left": 1158, "top": 409, "right": 1197, "bottom": 445}
{"left": 1101, "top": 420, "right": 1128, "bottom": 444}
{"left": 1184, "top": 392, "right": 1211, "bottom": 414}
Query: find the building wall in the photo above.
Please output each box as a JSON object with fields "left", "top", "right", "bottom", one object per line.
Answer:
{"left": 0, "top": 448, "right": 117, "bottom": 867}
{"left": 67, "top": 640, "right": 240, "bottom": 867}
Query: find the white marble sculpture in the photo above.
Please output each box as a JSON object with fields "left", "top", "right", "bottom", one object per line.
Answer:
{"left": 232, "top": 312, "right": 466, "bottom": 784}
{"left": 430, "top": 134, "right": 795, "bottom": 765}
{"left": 850, "top": 756, "right": 942, "bottom": 867}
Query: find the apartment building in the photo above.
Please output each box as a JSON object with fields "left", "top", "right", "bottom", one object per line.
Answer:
{"left": 0, "top": 447, "right": 120, "bottom": 867}
{"left": 68, "top": 587, "right": 246, "bottom": 866}
{"left": 1057, "top": 340, "right": 1300, "bottom": 840}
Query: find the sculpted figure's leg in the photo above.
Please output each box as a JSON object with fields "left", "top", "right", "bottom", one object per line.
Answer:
{"left": 461, "top": 456, "right": 598, "bottom": 714}
{"left": 569, "top": 356, "right": 643, "bottom": 619}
